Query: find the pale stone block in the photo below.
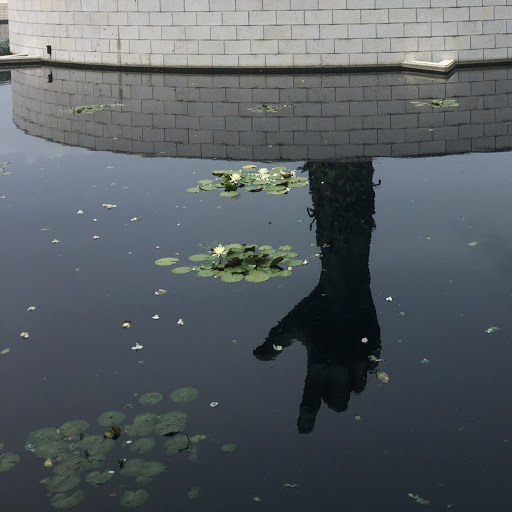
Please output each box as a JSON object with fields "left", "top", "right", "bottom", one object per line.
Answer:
{"left": 350, "top": 52, "right": 378, "bottom": 64}
{"left": 391, "top": 37, "right": 418, "bottom": 51}
{"left": 223, "top": 11, "right": 249, "bottom": 24}
{"left": 335, "top": 38, "right": 363, "bottom": 52}
{"left": 187, "top": 54, "right": 213, "bottom": 66}
{"left": 307, "top": 39, "right": 334, "bottom": 52}
{"left": 198, "top": 40, "right": 225, "bottom": 54}
{"left": 172, "top": 12, "right": 197, "bottom": 25}
{"left": 210, "top": 0, "right": 236, "bottom": 10}
{"left": 378, "top": 52, "right": 402, "bottom": 64}
{"left": 250, "top": 11, "right": 277, "bottom": 24}
{"left": 348, "top": 24, "right": 376, "bottom": 38}
{"left": 60, "top": 37, "right": 76, "bottom": 50}
{"left": 239, "top": 54, "right": 266, "bottom": 66}
{"left": 212, "top": 25, "right": 237, "bottom": 39}
{"left": 150, "top": 12, "right": 173, "bottom": 25}
{"left": 128, "top": 12, "right": 150, "bottom": 25}
{"left": 236, "top": 0, "right": 262, "bottom": 9}
{"left": 161, "top": 0, "right": 185, "bottom": 11}
{"left": 444, "top": 7, "right": 470, "bottom": 21}
{"left": 333, "top": 10, "right": 361, "bottom": 24}
{"left": 377, "top": 23, "right": 403, "bottom": 38}
{"left": 483, "top": 20, "right": 506, "bottom": 34}
{"left": 225, "top": 39, "right": 251, "bottom": 53}
{"left": 175, "top": 40, "right": 199, "bottom": 53}
{"left": 97, "top": 0, "right": 118, "bottom": 11}
{"left": 279, "top": 39, "right": 306, "bottom": 53}
{"left": 445, "top": 35, "right": 471, "bottom": 49}
{"left": 294, "top": 53, "right": 322, "bottom": 66}
{"left": 163, "top": 54, "right": 188, "bottom": 66}
{"left": 457, "top": 20, "right": 483, "bottom": 35}
{"left": 151, "top": 40, "right": 175, "bottom": 53}
{"left": 81, "top": 0, "right": 98, "bottom": 11}
{"left": 305, "top": 9, "right": 333, "bottom": 24}
{"left": 404, "top": 22, "right": 431, "bottom": 36}
{"left": 431, "top": 0, "right": 456, "bottom": 5}
{"left": 266, "top": 54, "right": 294, "bottom": 66}
{"left": 251, "top": 39, "right": 279, "bottom": 53}
{"left": 470, "top": 34, "right": 495, "bottom": 47}
{"left": 389, "top": 9, "right": 416, "bottom": 22}
{"left": 100, "top": 25, "right": 119, "bottom": 38}
{"left": 162, "top": 26, "right": 186, "bottom": 39}
{"left": 484, "top": 48, "right": 507, "bottom": 59}
{"left": 237, "top": 25, "right": 264, "bottom": 38}
{"left": 130, "top": 39, "right": 151, "bottom": 53}
{"left": 213, "top": 54, "right": 239, "bottom": 66}
{"left": 140, "top": 26, "right": 162, "bottom": 39}
{"left": 119, "top": 25, "right": 139, "bottom": 39}
{"left": 471, "top": 6, "right": 496, "bottom": 19}
{"left": 347, "top": 0, "right": 374, "bottom": 8}
{"left": 363, "top": 37, "right": 390, "bottom": 52}
{"left": 320, "top": 0, "right": 346, "bottom": 7}
{"left": 264, "top": 25, "right": 292, "bottom": 38}
{"left": 276, "top": 10, "right": 304, "bottom": 24}
{"left": 419, "top": 36, "right": 445, "bottom": 50}
{"left": 292, "top": 0, "right": 319, "bottom": 8}
{"left": 361, "top": 9, "right": 388, "bottom": 23}
{"left": 74, "top": 12, "right": 91, "bottom": 25}
{"left": 185, "top": 26, "right": 211, "bottom": 39}
{"left": 321, "top": 53, "right": 350, "bottom": 65}
{"left": 432, "top": 22, "right": 458, "bottom": 35}
{"left": 263, "top": 0, "right": 290, "bottom": 9}
{"left": 108, "top": 12, "right": 128, "bottom": 25}
{"left": 185, "top": 0, "right": 209, "bottom": 10}
{"left": 292, "top": 25, "right": 320, "bottom": 39}
{"left": 197, "top": 12, "right": 223, "bottom": 25}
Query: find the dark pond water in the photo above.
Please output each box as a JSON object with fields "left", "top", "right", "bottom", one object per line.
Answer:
{"left": 1, "top": 69, "right": 512, "bottom": 512}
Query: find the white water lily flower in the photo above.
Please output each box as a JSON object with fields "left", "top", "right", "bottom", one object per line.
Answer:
{"left": 287, "top": 266, "right": 292, "bottom": 271}
{"left": 302, "top": 259, "right": 308, "bottom": 265}
{"left": 131, "top": 342, "right": 143, "bottom": 351}
{"left": 229, "top": 173, "right": 241, "bottom": 183}
{"left": 212, "top": 245, "right": 226, "bottom": 258}
{"left": 258, "top": 168, "right": 269, "bottom": 176}
{"left": 20, "top": 332, "right": 29, "bottom": 339}
{"left": 177, "top": 318, "right": 184, "bottom": 326}
{"left": 273, "top": 345, "right": 283, "bottom": 351}
{"left": 385, "top": 296, "right": 393, "bottom": 302}
{"left": 152, "top": 314, "right": 159, "bottom": 320}
{"left": 361, "top": 337, "right": 368, "bottom": 344}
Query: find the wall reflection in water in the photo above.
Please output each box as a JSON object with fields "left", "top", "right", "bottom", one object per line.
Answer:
{"left": 11, "top": 67, "right": 512, "bottom": 161}
{"left": 254, "top": 161, "right": 381, "bottom": 434}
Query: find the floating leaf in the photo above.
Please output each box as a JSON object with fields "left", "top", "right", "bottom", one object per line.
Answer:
{"left": 97, "top": 411, "right": 125, "bottom": 427}
{"left": 221, "top": 443, "right": 237, "bottom": 453}
{"left": 197, "top": 269, "right": 218, "bottom": 277}
{"left": 245, "top": 271, "right": 270, "bottom": 283}
{"left": 44, "top": 458, "right": 53, "bottom": 468}
{"left": 186, "top": 187, "right": 202, "bottom": 193}
{"left": 59, "top": 420, "right": 89, "bottom": 437}
{"left": 120, "top": 489, "right": 149, "bottom": 508}
{"left": 120, "top": 459, "right": 165, "bottom": 485}
{"left": 0, "top": 348, "right": 10, "bottom": 355}
{"left": 154, "top": 411, "right": 187, "bottom": 436}
{"left": 468, "top": 241, "right": 478, "bottom": 247}
{"left": 221, "top": 272, "right": 244, "bottom": 283}
{"left": 172, "top": 267, "right": 193, "bottom": 274}
{"left": 188, "top": 254, "right": 211, "bottom": 262}
{"left": 139, "top": 392, "right": 162, "bottom": 406}
{"left": 242, "top": 165, "right": 257, "bottom": 169}
{"left": 408, "top": 493, "right": 431, "bottom": 505}
{"left": 190, "top": 434, "right": 207, "bottom": 443}
{"left": 485, "top": 326, "right": 500, "bottom": 334}
{"left": 51, "top": 490, "right": 85, "bottom": 510}
{"left": 154, "top": 289, "right": 167, "bottom": 296}
{"left": 377, "top": 371, "right": 390, "bottom": 384}
{"left": 219, "top": 191, "right": 239, "bottom": 198}
{"left": 129, "top": 437, "right": 155, "bottom": 455}
{"left": 154, "top": 257, "right": 179, "bottom": 266}
{"left": 164, "top": 433, "right": 189, "bottom": 455}
{"left": 187, "top": 487, "right": 200, "bottom": 500}
{"left": 170, "top": 387, "right": 198, "bottom": 403}
{"left": 0, "top": 453, "right": 20, "bottom": 472}
{"left": 283, "top": 483, "right": 298, "bottom": 488}
{"left": 25, "top": 428, "right": 66, "bottom": 459}
{"left": 47, "top": 470, "right": 81, "bottom": 493}
{"left": 85, "top": 470, "right": 114, "bottom": 486}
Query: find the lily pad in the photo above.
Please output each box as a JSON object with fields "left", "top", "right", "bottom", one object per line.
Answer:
{"left": 189, "top": 434, "right": 207, "bottom": 443}
{"left": 170, "top": 387, "right": 198, "bottom": 403}
{"left": 85, "top": 470, "right": 114, "bottom": 486}
{"left": 221, "top": 272, "right": 244, "bottom": 283}
{"left": 154, "top": 257, "right": 179, "bottom": 266}
{"left": 97, "top": 411, "right": 125, "bottom": 427}
{"left": 59, "top": 420, "right": 89, "bottom": 437}
{"left": 189, "top": 254, "right": 210, "bottom": 262}
{"left": 0, "top": 453, "right": 20, "bottom": 472}
{"left": 139, "top": 392, "right": 163, "bottom": 406}
{"left": 244, "top": 271, "right": 270, "bottom": 283}
{"left": 120, "top": 489, "right": 149, "bottom": 508}
{"left": 51, "top": 490, "right": 85, "bottom": 509}
{"left": 47, "top": 470, "right": 81, "bottom": 493}
{"left": 129, "top": 437, "right": 155, "bottom": 455}
{"left": 164, "top": 433, "right": 189, "bottom": 455}
{"left": 187, "top": 487, "right": 200, "bottom": 500}
{"left": 25, "top": 428, "right": 66, "bottom": 459}
{"left": 154, "top": 411, "right": 187, "bottom": 436}
{"left": 125, "top": 413, "right": 158, "bottom": 437}
{"left": 80, "top": 435, "right": 115, "bottom": 456}
{"left": 120, "top": 458, "right": 165, "bottom": 485}
{"left": 221, "top": 443, "right": 237, "bottom": 453}
{"left": 172, "top": 267, "right": 193, "bottom": 274}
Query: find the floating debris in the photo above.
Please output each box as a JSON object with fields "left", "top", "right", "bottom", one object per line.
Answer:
{"left": 248, "top": 103, "right": 280, "bottom": 112}
{"left": 377, "top": 371, "right": 390, "bottom": 384}
{"left": 0, "top": 348, "right": 10, "bottom": 355}
{"left": 411, "top": 98, "right": 459, "bottom": 108}
{"left": 154, "top": 289, "right": 167, "bottom": 296}
{"left": 210, "top": 402, "right": 218, "bottom": 408}
{"left": 221, "top": 443, "right": 237, "bottom": 453}
{"left": 177, "top": 318, "right": 184, "bottom": 326}
{"left": 408, "top": 492, "right": 431, "bottom": 505}
{"left": 138, "top": 393, "right": 162, "bottom": 406}
{"left": 92, "top": 235, "right": 100, "bottom": 240}
{"left": 468, "top": 241, "right": 478, "bottom": 247}
{"left": 121, "top": 321, "right": 131, "bottom": 329}
{"left": 151, "top": 314, "right": 159, "bottom": 320}
{"left": 283, "top": 483, "right": 298, "bottom": 488}
{"left": 485, "top": 326, "right": 500, "bottom": 334}
{"left": 102, "top": 203, "right": 117, "bottom": 210}
{"left": 27, "top": 306, "right": 36, "bottom": 311}
{"left": 187, "top": 486, "right": 200, "bottom": 500}
{"left": 0, "top": 452, "right": 20, "bottom": 472}
{"left": 130, "top": 217, "right": 142, "bottom": 222}
{"left": 361, "top": 337, "right": 368, "bottom": 344}
{"left": 20, "top": 332, "right": 29, "bottom": 339}
{"left": 51, "top": 239, "right": 60, "bottom": 244}
{"left": 273, "top": 345, "right": 283, "bottom": 351}
{"left": 385, "top": 296, "right": 393, "bottom": 302}
{"left": 368, "top": 355, "right": 383, "bottom": 362}
{"left": 420, "top": 358, "right": 430, "bottom": 364}
{"left": 65, "top": 103, "right": 124, "bottom": 115}
{"left": 131, "top": 343, "right": 143, "bottom": 351}
{"left": 76, "top": 210, "right": 83, "bottom": 215}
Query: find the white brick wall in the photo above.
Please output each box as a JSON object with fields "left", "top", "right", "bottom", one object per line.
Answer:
{"left": 8, "top": 0, "right": 512, "bottom": 67}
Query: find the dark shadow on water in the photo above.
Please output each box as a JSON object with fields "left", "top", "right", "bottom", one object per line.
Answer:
{"left": 254, "top": 160, "right": 381, "bottom": 434}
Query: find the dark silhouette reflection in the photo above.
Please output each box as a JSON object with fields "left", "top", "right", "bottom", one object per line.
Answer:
{"left": 254, "top": 160, "right": 381, "bottom": 434}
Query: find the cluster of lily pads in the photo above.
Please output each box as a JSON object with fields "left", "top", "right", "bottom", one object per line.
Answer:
{"left": 410, "top": 98, "right": 459, "bottom": 108}
{"left": 186, "top": 165, "right": 308, "bottom": 198}
{"left": 65, "top": 103, "right": 124, "bottom": 115}
{"left": 23, "top": 387, "right": 236, "bottom": 509}
{"left": 155, "top": 244, "right": 305, "bottom": 283}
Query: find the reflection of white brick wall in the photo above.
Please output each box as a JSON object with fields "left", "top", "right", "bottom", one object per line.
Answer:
{"left": 0, "top": 2, "right": 8, "bottom": 22}
{"left": 7, "top": 0, "right": 512, "bottom": 68}
{"left": 11, "top": 67, "right": 512, "bottom": 159}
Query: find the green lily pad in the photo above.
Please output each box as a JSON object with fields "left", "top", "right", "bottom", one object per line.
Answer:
{"left": 189, "top": 434, "right": 207, "bottom": 443}
{"left": 59, "top": 420, "right": 89, "bottom": 437}
{"left": 0, "top": 453, "right": 20, "bottom": 472}
{"left": 377, "top": 371, "right": 390, "bottom": 384}
{"left": 197, "top": 179, "right": 213, "bottom": 185}
{"left": 80, "top": 435, "right": 115, "bottom": 456}
{"left": 164, "top": 433, "right": 189, "bottom": 455}
{"left": 25, "top": 428, "right": 66, "bottom": 459}
{"left": 154, "top": 411, "right": 187, "bottom": 436}
{"left": 220, "top": 191, "right": 239, "bottom": 197}
{"left": 85, "top": 470, "right": 114, "bottom": 486}
{"left": 139, "top": 393, "right": 163, "bottom": 406}
{"left": 244, "top": 271, "right": 270, "bottom": 283}
{"left": 155, "top": 257, "right": 179, "bottom": 266}
{"left": 125, "top": 413, "right": 158, "bottom": 437}
{"left": 186, "top": 187, "right": 202, "bottom": 193}
{"left": 172, "top": 267, "right": 193, "bottom": 274}
{"left": 197, "top": 269, "right": 219, "bottom": 277}
{"left": 284, "top": 259, "right": 303, "bottom": 267}
{"left": 189, "top": 254, "right": 211, "bottom": 262}
{"left": 47, "top": 470, "right": 81, "bottom": 493}
{"left": 51, "top": 490, "right": 85, "bottom": 510}
{"left": 97, "top": 411, "right": 125, "bottom": 427}
{"left": 221, "top": 443, "right": 237, "bottom": 453}
{"left": 120, "top": 489, "right": 149, "bottom": 508}
{"left": 221, "top": 272, "right": 244, "bottom": 283}
{"left": 120, "top": 458, "right": 165, "bottom": 485}
{"left": 129, "top": 437, "right": 155, "bottom": 455}
{"left": 170, "top": 387, "right": 198, "bottom": 403}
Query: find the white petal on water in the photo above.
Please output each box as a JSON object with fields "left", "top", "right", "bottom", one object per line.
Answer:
{"left": 20, "top": 332, "right": 29, "bottom": 339}
{"left": 92, "top": 235, "right": 100, "bottom": 240}
{"left": 177, "top": 319, "right": 184, "bottom": 326}
{"left": 361, "top": 337, "right": 368, "bottom": 343}
{"left": 131, "top": 343, "right": 143, "bottom": 351}
{"left": 76, "top": 210, "right": 84, "bottom": 215}
{"left": 51, "top": 239, "right": 60, "bottom": 244}
{"left": 152, "top": 314, "right": 160, "bottom": 320}
{"left": 210, "top": 402, "right": 218, "bottom": 407}
{"left": 385, "top": 296, "right": 393, "bottom": 302}
{"left": 27, "top": 306, "right": 36, "bottom": 311}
